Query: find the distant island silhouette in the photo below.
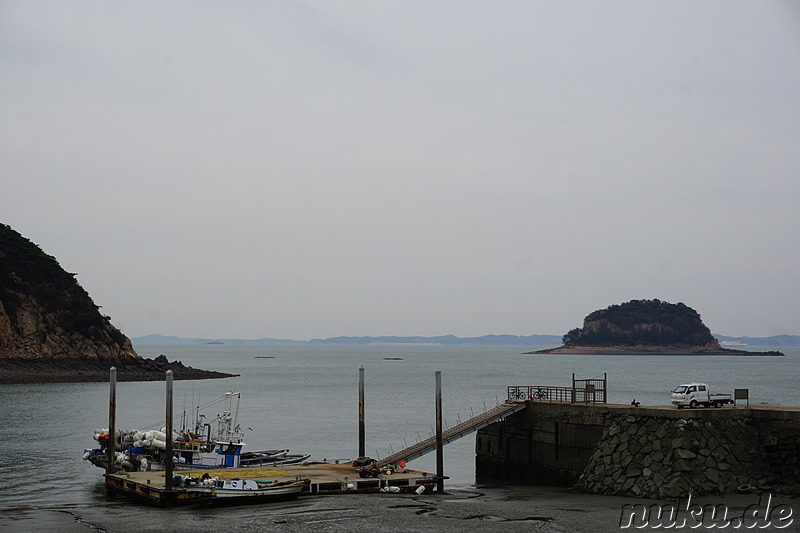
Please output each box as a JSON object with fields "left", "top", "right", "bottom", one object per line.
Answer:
{"left": 132, "top": 333, "right": 566, "bottom": 346}
{"left": 527, "top": 299, "right": 784, "bottom": 356}
{"left": 130, "top": 332, "right": 799, "bottom": 348}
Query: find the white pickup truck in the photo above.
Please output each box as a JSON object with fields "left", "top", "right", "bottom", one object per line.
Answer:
{"left": 671, "top": 383, "right": 734, "bottom": 409}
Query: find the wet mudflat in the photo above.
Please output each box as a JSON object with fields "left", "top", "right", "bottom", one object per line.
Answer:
{"left": 4, "top": 486, "right": 797, "bottom": 533}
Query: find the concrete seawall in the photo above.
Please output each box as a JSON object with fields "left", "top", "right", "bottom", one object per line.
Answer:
{"left": 475, "top": 402, "right": 800, "bottom": 498}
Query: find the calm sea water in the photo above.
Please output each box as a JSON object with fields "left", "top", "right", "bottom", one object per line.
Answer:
{"left": 0, "top": 344, "right": 797, "bottom": 512}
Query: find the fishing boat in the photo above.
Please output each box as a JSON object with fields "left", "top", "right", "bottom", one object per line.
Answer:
{"left": 181, "top": 476, "right": 310, "bottom": 505}
{"left": 83, "top": 391, "right": 310, "bottom": 472}
{"left": 239, "top": 450, "right": 311, "bottom": 467}
{"left": 721, "top": 340, "right": 748, "bottom": 347}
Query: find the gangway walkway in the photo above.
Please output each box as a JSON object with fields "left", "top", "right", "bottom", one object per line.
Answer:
{"left": 376, "top": 401, "right": 528, "bottom": 468}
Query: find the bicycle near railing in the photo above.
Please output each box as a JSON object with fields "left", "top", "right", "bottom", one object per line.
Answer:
{"left": 507, "top": 374, "right": 607, "bottom": 404}
{"left": 529, "top": 388, "right": 548, "bottom": 400}
{"left": 507, "top": 386, "right": 555, "bottom": 402}
{"left": 506, "top": 381, "right": 605, "bottom": 404}
{"left": 507, "top": 387, "right": 528, "bottom": 401}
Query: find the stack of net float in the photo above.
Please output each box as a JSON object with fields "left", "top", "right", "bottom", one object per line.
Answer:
{"left": 87, "top": 427, "right": 182, "bottom": 472}
{"left": 92, "top": 428, "right": 124, "bottom": 448}
{"left": 131, "top": 428, "right": 180, "bottom": 450}
{"left": 90, "top": 427, "right": 180, "bottom": 451}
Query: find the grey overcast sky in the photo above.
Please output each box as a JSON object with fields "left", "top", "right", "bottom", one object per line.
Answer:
{"left": 2, "top": 1, "right": 799, "bottom": 340}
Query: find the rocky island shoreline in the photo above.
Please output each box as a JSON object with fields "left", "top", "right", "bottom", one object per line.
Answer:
{"left": 527, "top": 345, "right": 784, "bottom": 356}
{"left": 0, "top": 354, "right": 236, "bottom": 384}
{"left": 528, "top": 299, "right": 785, "bottom": 356}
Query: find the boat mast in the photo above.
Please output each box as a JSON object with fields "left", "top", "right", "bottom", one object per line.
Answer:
{"left": 232, "top": 391, "right": 241, "bottom": 439}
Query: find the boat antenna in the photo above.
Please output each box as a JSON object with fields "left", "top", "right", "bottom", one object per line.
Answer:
{"left": 181, "top": 389, "right": 187, "bottom": 433}
{"left": 191, "top": 383, "right": 196, "bottom": 432}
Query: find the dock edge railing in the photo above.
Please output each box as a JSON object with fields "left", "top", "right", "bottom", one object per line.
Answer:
{"left": 507, "top": 373, "right": 607, "bottom": 404}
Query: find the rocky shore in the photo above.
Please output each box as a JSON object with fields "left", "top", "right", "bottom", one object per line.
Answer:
{"left": 526, "top": 345, "right": 785, "bottom": 356}
{"left": 0, "top": 354, "right": 237, "bottom": 384}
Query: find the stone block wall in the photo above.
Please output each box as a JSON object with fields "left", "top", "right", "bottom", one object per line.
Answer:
{"left": 576, "top": 415, "right": 769, "bottom": 498}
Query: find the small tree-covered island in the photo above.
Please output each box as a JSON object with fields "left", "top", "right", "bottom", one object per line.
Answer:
{"left": 0, "top": 224, "right": 237, "bottom": 384}
{"left": 529, "top": 299, "right": 784, "bottom": 356}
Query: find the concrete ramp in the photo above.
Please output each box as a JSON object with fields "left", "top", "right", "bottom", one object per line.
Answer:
{"left": 377, "top": 401, "right": 528, "bottom": 467}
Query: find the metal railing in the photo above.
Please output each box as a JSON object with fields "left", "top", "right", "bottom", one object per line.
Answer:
{"left": 573, "top": 374, "right": 607, "bottom": 404}
{"left": 507, "top": 373, "right": 607, "bottom": 404}
{"left": 507, "top": 386, "right": 573, "bottom": 402}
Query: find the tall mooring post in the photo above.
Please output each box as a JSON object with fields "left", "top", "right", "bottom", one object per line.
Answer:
{"left": 106, "top": 367, "right": 117, "bottom": 479}
{"left": 571, "top": 373, "right": 576, "bottom": 404}
{"left": 358, "top": 365, "right": 365, "bottom": 458}
{"left": 435, "top": 370, "right": 444, "bottom": 493}
{"left": 164, "top": 370, "right": 174, "bottom": 494}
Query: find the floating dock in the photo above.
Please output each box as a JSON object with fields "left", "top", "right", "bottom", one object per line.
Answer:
{"left": 105, "top": 463, "right": 444, "bottom": 506}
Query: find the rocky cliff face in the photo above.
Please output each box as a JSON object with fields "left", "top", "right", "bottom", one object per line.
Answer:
{"left": 0, "top": 224, "right": 138, "bottom": 360}
{"left": 564, "top": 299, "right": 721, "bottom": 348}
{"left": 0, "top": 292, "right": 140, "bottom": 359}
{"left": 580, "top": 317, "right": 723, "bottom": 350}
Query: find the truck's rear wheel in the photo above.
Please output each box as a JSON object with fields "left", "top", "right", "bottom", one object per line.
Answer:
{"left": 689, "top": 400, "right": 698, "bottom": 409}
{"left": 713, "top": 400, "right": 722, "bottom": 408}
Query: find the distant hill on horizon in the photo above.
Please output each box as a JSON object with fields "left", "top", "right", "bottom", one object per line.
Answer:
{"left": 132, "top": 333, "right": 564, "bottom": 346}
{"left": 131, "top": 333, "right": 800, "bottom": 347}
{"left": 714, "top": 334, "right": 800, "bottom": 347}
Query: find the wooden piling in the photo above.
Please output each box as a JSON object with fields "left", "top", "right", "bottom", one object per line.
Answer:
{"left": 571, "top": 373, "right": 576, "bottom": 404}
{"left": 165, "top": 370, "right": 174, "bottom": 497}
{"left": 435, "top": 370, "right": 444, "bottom": 493}
{"left": 107, "top": 367, "right": 116, "bottom": 478}
{"left": 359, "top": 365, "right": 365, "bottom": 458}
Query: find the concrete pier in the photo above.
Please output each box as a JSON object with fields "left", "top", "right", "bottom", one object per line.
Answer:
{"left": 476, "top": 402, "right": 800, "bottom": 498}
